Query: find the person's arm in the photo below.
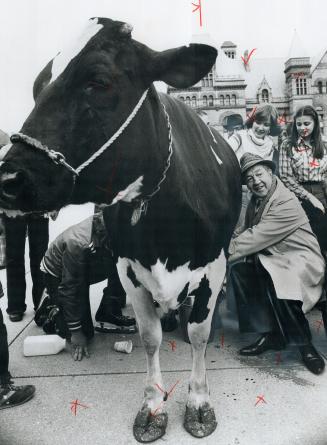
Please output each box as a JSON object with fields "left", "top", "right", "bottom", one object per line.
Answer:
{"left": 228, "top": 196, "right": 307, "bottom": 263}
{"left": 57, "top": 243, "right": 89, "bottom": 360}
{"left": 278, "top": 142, "right": 311, "bottom": 200}
{"left": 226, "top": 132, "right": 242, "bottom": 159}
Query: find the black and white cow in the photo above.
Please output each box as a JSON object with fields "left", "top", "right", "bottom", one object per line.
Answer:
{"left": 0, "top": 18, "right": 241, "bottom": 442}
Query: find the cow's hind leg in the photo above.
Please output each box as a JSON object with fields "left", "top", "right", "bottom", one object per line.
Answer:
{"left": 121, "top": 280, "right": 167, "bottom": 442}
{"left": 184, "top": 254, "right": 225, "bottom": 438}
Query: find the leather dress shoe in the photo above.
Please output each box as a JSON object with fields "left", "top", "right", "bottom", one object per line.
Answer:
{"left": 299, "top": 344, "right": 325, "bottom": 375}
{"left": 239, "top": 333, "right": 286, "bottom": 356}
{"left": 9, "top": 313, "right": 24, "bottom": 322}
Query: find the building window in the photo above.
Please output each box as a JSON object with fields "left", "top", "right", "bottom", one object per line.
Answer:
{"left": 208, "top": 95, "right": 214, "bottom": 106}
{"left": 296, "top": 78, "right": 307, "bottom": 95}
{"left": 202, "top": 67, "right": 214, "bottom": 87}
{"left": 179, "top": 96, "right": 184, "bottom": 102}
{"left": 219, "top": 95, "right": 225, "bottom": 105}
{"left": 262, "top": 89, "right": 269, "bottom": 102}
{"left": 186, "top": 96, "right": 191, "bottom": 106}
{"left": 191, "top": 96, "right": 197, "bottom": 107}
{"left": 226, "top": 95, "right": 231, "bottom": 106}
{"left": 231, "top": 94, "right": 236, "bottom": 105}
{"left": 203, "top": 96, "right": 208, "bottom": 107}
{"left": 318, "top": 81, "right": 323, "bottom": 94}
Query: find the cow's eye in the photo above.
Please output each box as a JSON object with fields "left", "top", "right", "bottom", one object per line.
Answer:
{"left": 84, "top": 81, "right": 111, "bottom": 93}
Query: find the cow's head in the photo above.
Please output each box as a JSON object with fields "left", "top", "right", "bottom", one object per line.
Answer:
{"left": 0, "top": 17, "right": 217, "bottom": 213}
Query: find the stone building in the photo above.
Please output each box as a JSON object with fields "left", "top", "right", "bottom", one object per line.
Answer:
{"left": 167, "top": 33, "right": 327, "bottom": 135}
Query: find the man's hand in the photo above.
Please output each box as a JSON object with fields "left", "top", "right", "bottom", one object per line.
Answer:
{"left": 309, "top": 195, "right": 325, "bottom": 214}
{"left": 70, "top": 330, "right": 90, "bottom": 361}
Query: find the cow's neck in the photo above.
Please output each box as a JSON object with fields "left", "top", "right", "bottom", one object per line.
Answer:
{"left": 75, "top": 86, "right": 172, "bottom": 209}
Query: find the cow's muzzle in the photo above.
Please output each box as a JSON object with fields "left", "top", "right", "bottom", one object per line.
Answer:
{"left": 0, "top": 170, "right": 25, "bottom": 204}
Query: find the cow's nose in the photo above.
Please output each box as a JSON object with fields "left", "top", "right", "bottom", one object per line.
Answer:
{"left": 0, "top": 171, "right": 25, "bottom": 201}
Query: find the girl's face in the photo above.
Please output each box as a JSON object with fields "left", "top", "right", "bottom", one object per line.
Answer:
{"left": 252, "top": 120, "right": 271, "bottom": 139}
{"left": 296, "top": 115, "right": 315, "bottom": 140}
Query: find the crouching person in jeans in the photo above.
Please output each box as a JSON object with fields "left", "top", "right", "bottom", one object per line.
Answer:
{"left": 0, "top": 281, "right": 35, "bottom": 408}
{"left": 39, "top": 210, "right": 135, "bottom": 361}
{"left": 228, "top": 153, "right": 325, "bottom": 375}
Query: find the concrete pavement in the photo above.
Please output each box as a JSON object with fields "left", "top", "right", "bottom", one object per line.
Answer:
{"left": 1, "top": 205, "right": 327, "bottom": 445}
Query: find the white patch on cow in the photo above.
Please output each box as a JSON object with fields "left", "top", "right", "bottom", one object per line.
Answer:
{"left": 0, "top": 209, "right": 27, "bottom": 217}
{"left": 50, "top": 18, "right": 103, "bottom": 83}
{"left": 112, "top": 176, "right": 143, "bottom": 204}
{"left": 210, "top": 145, "right": 223, "bottom": 165}
{"left": 208, "top": 126, "right": 217, "bottom": 144}
{"left": 118, "top": 256, "right": 212, "bottom": 313}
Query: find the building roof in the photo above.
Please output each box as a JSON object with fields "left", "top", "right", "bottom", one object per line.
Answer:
{"left": 0, "top": 129, "right": 9, "bottom": 146}
{"left": 221, "top": 41, "right": 236, "bottom": 48}
{"left": 288, "top": 30, "right": 309, "bottom": 58}
{"left": 214, "top": 50, "right": 286, "bottom": 98}
{"left": 311, "top": 48, "right": 327, "bottom": 74}
{"left": 191, "top": 33, "right": 218, "bottom": 48}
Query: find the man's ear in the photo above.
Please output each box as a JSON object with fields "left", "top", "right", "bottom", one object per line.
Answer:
{"left": 151, "top": 44, "right": 217, "bottom": 88}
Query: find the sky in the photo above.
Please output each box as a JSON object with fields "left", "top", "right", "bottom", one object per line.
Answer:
{"left": 0, "top": 0, "right": 326, "bottom": 132}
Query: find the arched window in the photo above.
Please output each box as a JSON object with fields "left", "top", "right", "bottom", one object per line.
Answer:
{"left": 179, "top": 96, "right": 184, "bottom": 102}
{"left": 262, "top": 89, "right": 269, "bottom": 102}
{"left": 202, "top": 96, "right": 208, "bottom": 107}
{"left": 318, "top": 81, "right": 323, "bottom": 94}
{"left": 231, "top": 94, "right": 236, "bottom": 105}
{"left": 208, "top": 95, "right": 214, "bottom": 106}
{"left": 226, "top": 95, "right": 230, "bottom": 106}
{"left": 191, "top": 96, "right": 197, "bottom": 107}
{"left": 219, "top": 95, "right": 224, "bottom": 106}
{"left": 186, "top": 96, "right": 191, "bottom": 106}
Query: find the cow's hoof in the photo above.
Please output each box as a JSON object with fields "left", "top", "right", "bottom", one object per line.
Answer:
{"left": 133, "top": 407, "right": 168, "bottom": 443}
{"left": 184, "top": 403, "right": 217, "bottom": 438}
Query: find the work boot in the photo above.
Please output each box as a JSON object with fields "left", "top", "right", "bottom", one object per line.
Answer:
{"left": 0, "top": 375, "right": 35, "bottom": 410}
{"left": 95, "top": 295, "right": 136, "bottom": 333}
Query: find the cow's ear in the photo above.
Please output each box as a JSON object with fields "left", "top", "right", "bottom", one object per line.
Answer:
{"left": 33, "top": 60, "right": 53, "bottom": 101}
{"left": 153, "top": 44, "right": 217, "bottom": 88}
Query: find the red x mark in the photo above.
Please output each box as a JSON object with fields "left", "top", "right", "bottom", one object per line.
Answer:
{"left": 150, "top": 380, "right": 180, "bottom": 417}
{"left": 241, "top": 48, "right": 257, "bottom": 66}
{"left": 70, "top": 399, "right": 89, "bottom": 416}
{"left": 277, "top": 112, "right": 292, "bottom": 126}
{"left": 246, "top": 106, "right": 257, "bottom": 122}
{"left": 275, "top": 352, "right": 282, "bottom": 365}
{"left": 191, "top": 0, "right": 203, "bottom": 27}
{"left": 292, "top": 72, "right": 305, "bottom": 79}
{"left": 168, "top": 340, "right": 176, "bottom": 352}
{"left": 255, "top": 395, "right": 267, "bottom": 406}
{"left": 315, "top": 319, "right": 324, "bottom": 333}
{"left": 220, "top": 333, "right": 225, "bottom": 349}
{"left": 96, "top": 150, "right": 121, "bottom": 198}
{"left": 310, "top": 158, "right": 320, "bottom": 168}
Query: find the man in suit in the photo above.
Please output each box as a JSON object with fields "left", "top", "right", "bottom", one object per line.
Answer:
{"left": 228, "top": 152, "right": 325, "bottom": 375}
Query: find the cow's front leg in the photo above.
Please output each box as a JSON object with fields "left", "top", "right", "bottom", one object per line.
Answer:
{"left": 184, "top": 255, "right": 225, "bottom": 438}
{"left": 121, "top": 274, "right": 167, "bottom": 443}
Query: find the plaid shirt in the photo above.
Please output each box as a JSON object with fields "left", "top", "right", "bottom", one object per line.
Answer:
{"left": 279, "top": 139, "right": 327, "bottom": 200}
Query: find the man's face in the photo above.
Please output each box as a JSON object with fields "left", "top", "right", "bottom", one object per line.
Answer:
{"left": 245, "top": 165, "right": 273, "bottom": 198}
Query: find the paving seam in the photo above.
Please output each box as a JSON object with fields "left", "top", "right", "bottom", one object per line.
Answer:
{"left": 11, "top": 364, "right": 303, "bottom": 380}
{"left": 8, "top": 316, "right": 34, "bottom": 346}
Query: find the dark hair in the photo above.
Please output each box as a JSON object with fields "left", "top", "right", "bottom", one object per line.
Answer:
{"left": 290, "top": 105, "right": 325, "bottom": 159}
{"left": 245, "top": 104, "right": 281, "bottom": 137}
